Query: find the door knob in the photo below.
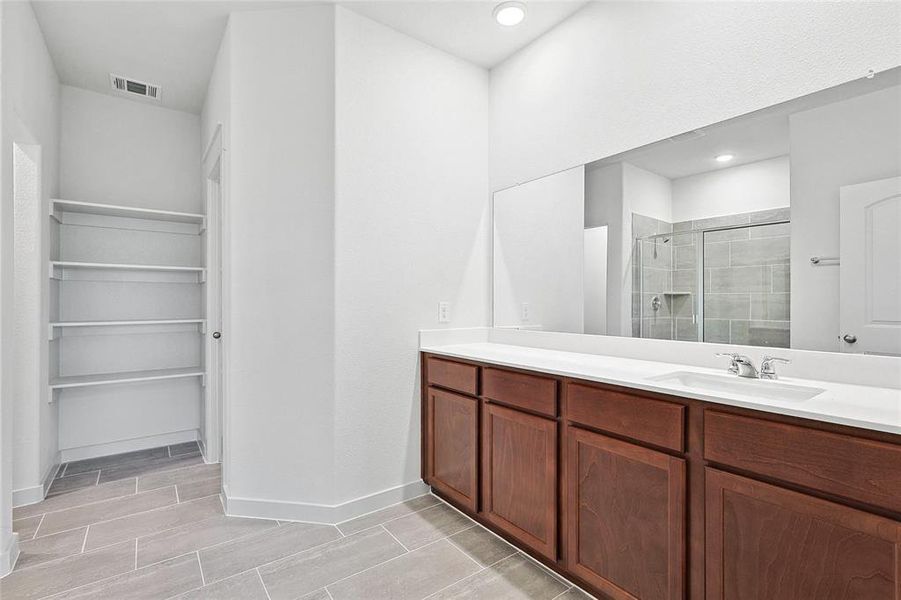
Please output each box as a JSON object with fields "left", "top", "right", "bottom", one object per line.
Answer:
{"left": 212, "top": 331, "right": 221, "bottom": 339}
{"left": 842, "top": 334, "right": 857, "bottom": 344}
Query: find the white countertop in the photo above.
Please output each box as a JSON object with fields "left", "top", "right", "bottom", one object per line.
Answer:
{"left": 420, "top": 342, "right": 901, "bottom": 436}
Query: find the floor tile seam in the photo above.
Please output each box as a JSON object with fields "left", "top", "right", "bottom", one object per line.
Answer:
{"left": 136, "top": 517, "right": 280, "bottom": 570}
{"left": 30, "top": 513, "right": 46, "bottom": 540}
{"left": 10, "top": 526, "right": 89, "bottom": 574}
{"left": 34, "top": 485, "right": 179, "bottom": 540}
{"left": 378, "top": 524, "right": 411, "bottom": 552}
{"left": 345, "top": 496, "right": 448, "bottom": 533}
{"left": 431, "top": 495, "right": 576, "bottom": 589}
{"left": 444, "top": 529, "right": 500, "bottom": 571}
{"left": 216, "top": 525, "right": 346, "bottom": 582}
{"left": 334, "top": 493, "right": 435, "bottom": 530}
{"left": 256, "top": 567, "right": 274, "bottom": 600}
{"left": 25, "top": 545, "right": 142, "bottom": 600}
{"left": 66, "top": 448, "right": 174, "bottom": 476}
{"left": 19, "top": 478, "right": 139, "bottom": 521}
{"left": 422, "top": 552, "right": 526, "bottom": 600}
{"left": 315, "top": 533, "right": 454, "bottom": 593}
{"left": 103, "top": 456, "right": 211, "bottom": 485}
{"left": 136, "top": 465, "right": 222, "bottom": 493}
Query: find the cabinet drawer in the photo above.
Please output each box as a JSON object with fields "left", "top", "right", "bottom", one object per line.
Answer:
{"left": 426, "top": 356, "right": 479, "bottom": 396}
{"left": 483, "top": 368, "right": 557, "bottom": 417}
{"left": 566, "top": 382, "right": 685, "bottom": 452}
{"left": 705, "top": 410, "right": 901, "bottom": 513}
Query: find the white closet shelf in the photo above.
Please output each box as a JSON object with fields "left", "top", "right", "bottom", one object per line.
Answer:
{"left": 52, "top": 199, "right": 205, "bottom": 225}
{"left": 51, "top": 261, "right": 205, "bottom": 273}
{"left": 50, "top": 367, "right": 204, "bottom": 390}
{"left": 51, "top": 318, "right": 205, "bottom": 328}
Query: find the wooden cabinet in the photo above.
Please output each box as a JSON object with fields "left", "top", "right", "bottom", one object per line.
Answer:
{"left": 482, "top": 402, "right": 558, "bottom": 560}
{"left": 420, "top": 352, "right": 901, "bottom": 600}
{"left": 425, "top": 387, "right": 479, "bottom": 511}
{"left": 566, "top": 426, "right": 685, "bottom": 600}
{"left": 706, "top": 468, "right": 901, "bottom": 600}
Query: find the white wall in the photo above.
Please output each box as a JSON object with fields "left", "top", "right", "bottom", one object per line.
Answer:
{"left": 623, "top": 162, "right": 672, "bottom": 223}
{"left": 334, "top": 7, "right": 489, "bottom": 504}
{"left": 493, "top": 167, "right": 584, "bottom": 332}
{"left": 490, "top": 1, "right": 901, "bottom": 191}
{"left": 2, "top": 0, "right": 60, "bottom": 514}
{"left": 60, "top": 86, "right": 201, "bottom": 212}
{"left": 0, "top": 0, "right": 60, "bottom": 567}
{"left": 583, "top": 226, "right": 608, "bottom": 335}
{"left": 790, "top": 85, "right": 901, "bottom": 352}
{"left": 672, "top": 156, "right": 790, "bottom": 223}
{"left": 224, "top": 6, "right": 337, "bottom": 506}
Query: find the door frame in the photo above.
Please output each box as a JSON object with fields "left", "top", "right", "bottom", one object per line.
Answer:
{"left": 202, "top": 124, "right": 226, "bottom": 464}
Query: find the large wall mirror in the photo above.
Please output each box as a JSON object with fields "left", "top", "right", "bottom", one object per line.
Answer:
{"left": 493, "top": 68, "right": 901, "bottom": 355}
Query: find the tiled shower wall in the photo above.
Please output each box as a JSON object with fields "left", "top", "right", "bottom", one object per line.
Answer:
{"left": 632, "top": 207, "right": 791, "bottom": 348}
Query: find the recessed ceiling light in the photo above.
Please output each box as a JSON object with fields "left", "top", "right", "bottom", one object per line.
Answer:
{"left": 494, "top": 1, "right": 526, "bottom": 26}
{"left": 715, "top": 154, "right": 734, "bottom": 163}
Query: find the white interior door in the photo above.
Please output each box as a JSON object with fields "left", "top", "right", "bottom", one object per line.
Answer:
{"left": 202, "top": 127, "right": 224, "bottom": 462}
{"left": 839, "top": 176, "right": 901, "bottom": 355}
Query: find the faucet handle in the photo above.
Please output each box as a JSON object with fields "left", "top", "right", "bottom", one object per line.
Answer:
{"left": 760, "top": 355, "right": 791, "bottom": 379}
{"left": 715, "top": 352, "right": 739, "bottom": 374}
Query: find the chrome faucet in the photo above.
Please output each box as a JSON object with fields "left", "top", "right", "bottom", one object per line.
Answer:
{"left": 760, "top": 356, "right": 791, "bottom": 380}
{"left": 715, "top": 352, "right": 759, "bottom": 378}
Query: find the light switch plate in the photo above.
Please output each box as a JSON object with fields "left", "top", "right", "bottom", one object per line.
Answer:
{"left": 521, "top": 302, "right": 531, "bottom": 322}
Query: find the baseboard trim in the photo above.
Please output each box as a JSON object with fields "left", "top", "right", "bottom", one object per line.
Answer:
{"left": 12, "top": 458, "right": 60, "bottom": 508}
{"left": 0, "top": 532, "right": 19, "bottom": 578}
{"left": 223, "top": 480, "right": 431, "bottom": 524}
{"left": 12, "top": 484, "right": 45, "bottom": 508}
{"left": 59, "top": 429, "right": 199, "bottom": 463}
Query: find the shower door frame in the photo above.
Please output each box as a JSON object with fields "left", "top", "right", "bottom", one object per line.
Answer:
{"left": 637, "top": 218, "right": 790, "bottom": 343}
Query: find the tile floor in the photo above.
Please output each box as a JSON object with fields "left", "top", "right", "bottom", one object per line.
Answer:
{"left": 2, "top": 445, "right": 594, "bottom": 599}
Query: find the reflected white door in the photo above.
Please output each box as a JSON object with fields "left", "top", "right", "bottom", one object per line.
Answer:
{"left": 839, "top": 176, "right": 901, "bottom": 355}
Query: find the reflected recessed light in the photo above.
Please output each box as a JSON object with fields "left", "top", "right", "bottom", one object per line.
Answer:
{"left": 715, "top": 154, "right": 734, "bottom": 163}
{"left": 494, "top": 1, "right": 526, "bottom": 26}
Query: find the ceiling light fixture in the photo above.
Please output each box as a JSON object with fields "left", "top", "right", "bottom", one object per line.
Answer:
{"left": 494, "top": 1, "right": 526, "bottom": 26}
{"left": 715, "top": 154, "right": 734, "bottom": 163}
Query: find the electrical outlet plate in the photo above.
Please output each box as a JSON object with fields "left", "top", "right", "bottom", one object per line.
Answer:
{"left": 521, "top": 302, "right": 531, "bottom": 322}
{"left": 438, "top": 301, "right": 450, "bottom": 323}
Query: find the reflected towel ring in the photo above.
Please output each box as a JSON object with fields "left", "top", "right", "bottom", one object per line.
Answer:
{"left": 810, "top": 256, "right": 840, "bottom": 265}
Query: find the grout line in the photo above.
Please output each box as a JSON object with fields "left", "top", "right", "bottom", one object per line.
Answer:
{"left": 334, "top": 493, "right": 435, "bottom": 529}
{"left": 94, "top": 470, "right": 102, "bottom": 486}
{"left": 81, "top": 526, "right": 89, "bottom": 553}
{"left": 60, "top": 463, "right": 69, "bottom": 477}
{"left": 256, "top": 568, "right": 273, "bottom": 600}
{"left": 320, "top": 534, "right": 455, "bottom": 592}
{"left": 445, "top": 528, "right": 495, "bottom": 570}
{"left": 168, "top": 445, "right": 172, "bottom": 458}
{"left": 175, "top": 484, "right": 181, "bottom": 504}
{"left": 31, "top": 485, "right": 183, "bottom": 541}
{"left": 349, "top": 497, "right": 443, "bottom": 532}
{"left": 550, "top": 587, "right": 575, "bottom": 600}
{"left": 30, "top": 514, "right": 46, "bottom": 540}
{"left": 379, "top": 524, "right": 410, "bottom": 552}
{"left": 421, "top": 553, "right": 516, "bottom": 600}
{"left": 197, "top": 551, "right": 206, "bottom": 586}
{"left": 324, "top": 587, "right": 335, "bottom": 600}
{"left": 134, "top": 538, "right": 138, "bottom": 570}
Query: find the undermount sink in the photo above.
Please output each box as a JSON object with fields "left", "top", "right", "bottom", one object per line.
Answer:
{"left": 648, "top": 371, "right": 826, "bottom": 402}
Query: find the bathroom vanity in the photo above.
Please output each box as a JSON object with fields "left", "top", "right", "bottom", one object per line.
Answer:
{"left": 420, "top": 345, "right": 901, "bottom": 600}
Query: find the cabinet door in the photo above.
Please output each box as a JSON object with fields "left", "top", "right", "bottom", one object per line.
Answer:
{"left": 426, "top": 387, "right": 479, "bottom": 512}
{"left": 566, "top": 426, "right": 685, "bottom": 600}
{"left": 706, "top": 467, "right": 901, "bottom": 600}
{"left": 482, "top": 402, "right": 558, "bottom": 560}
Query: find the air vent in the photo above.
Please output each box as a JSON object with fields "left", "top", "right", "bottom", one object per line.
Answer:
{"left": 110, "top": 74, "right": 160, "bottom": 100}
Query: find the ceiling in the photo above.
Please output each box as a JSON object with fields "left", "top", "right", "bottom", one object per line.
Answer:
{"left": 31, "top": 0, "right": 587, "bottom": 114}
{"left": 341, "top": 1, "right": 587, "bottom": 69}
{"left": 594, "top": 67, "right": 901, "bottom": 180}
